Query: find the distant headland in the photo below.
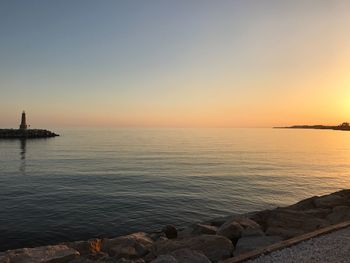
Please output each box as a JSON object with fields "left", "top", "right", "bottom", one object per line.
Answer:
{"left": 275, "top": 122, "right": 350, "bottom": 131}
{"left": 0, "top": 111, "right": 59, "bottom": 139}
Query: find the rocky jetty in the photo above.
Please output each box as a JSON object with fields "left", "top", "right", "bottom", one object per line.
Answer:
{"left": 1, "top": 189, "right": 350, "bottom": 263}
{"left": 0, "top": 129, "right": 59, "bottom": 139}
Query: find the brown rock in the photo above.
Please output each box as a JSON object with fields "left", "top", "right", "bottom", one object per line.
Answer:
{"left": 151, "top": 254, "right": 177, "bottom": 263}
{"left": 265, "top": 209, "right": 329, "bottom": 238}
{"left": 326, "top": 205, "right": 350, "bottom": 224}
{"left": 67, "top": 238, "right": 102, "bottom": 255}
{"left": 1, "top": 245, "right": 79, "bottom": 263}
{"left": 313, "top": 193, "right": 349, "bottom": 208}
{"left": 170, "top": 248, "right": 211, "bottom": 263}
{"left": 217, "top": 221, "right": 243, "bottom": 241}
{"left": 234, "top": 236, "right": 282, "bottom": 256}
{"left": 192, "top": 224, "right": 218, "bottom": 235}
{"left": 102, "top": 232, "right": 153, "bottom": 259}
{"left": 265, "top": 226, "right": 304, "bottom": 239}
{"left": 287, "top": 196, "right": 317, "bottom": 210}
{"left": 217, "top": 217, "right": 263, "bottom": 241}
{"left": 152, "top": 234, "right": 233, "bottom": 262}
{"left": 162, "top": 225, "right": 178, "bottom": 239}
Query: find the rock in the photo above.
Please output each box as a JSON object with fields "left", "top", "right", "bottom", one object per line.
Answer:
{"left": 102, "top": 232, "right": 153, "bottom": 259}
{"left": 67, "top": 238, "right": 102, "bottom": 255}
{"left": 170, "top": 248, "right": 211, "bottom": 263}
{"left": 204, "top": 215, "right": 235, "bottom": 227}
{"left": 265, "top": 208, "right": 329, "bottom": 238}
{"left": 287, "top": 196, "right": 318, "bottom": 210}
{"left": 116, "top": 259, "right": 145, "bottom": 263}
{"left": 313, "top": 193, "right": 349, "bottom": 208}
{"left": 177, "top": 227, "right": 194, "bottom": 239}
{"left": 151, "top": 254, "right": 177, "bottom": 263}
{"left": 0, "top": 245, "right": 79, "bottom": 263}
{"left": 335, "top": 189, "right": 350, "bottom": 200}
{"left": 217, "top": 221, "right": 243, "bottom": 241}
{"left": 0, "top": 253, "right": 9, "bottom": 263}
{"left": 234, "top": 236, "right": 283, "bottom": 256}
{"left": 152, "top": 234, "right": 233, "bottom": 262}
{"left": 265, "top": 226, "right": 304, "bottom": 239}
{"left": 191, "top": 224, "right": 217, "bottom": 235}
{"left": 326, "top": 205, "right": 350, "bottom": 224}
{"left": 236, "top": 218, "right": 264, "bottom": 237}
{"left": 162, "top": 225, "right": 178, "bottom": 239}
{"left": 217, "top": 217, "right": 263, "bottom": 241}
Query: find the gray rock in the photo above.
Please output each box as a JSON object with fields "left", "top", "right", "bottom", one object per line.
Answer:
{"left": 177, "top": 227, "right": 194, "bottom": 239}
{"left": 1, "top": 245, "right": 79, "bottom": 263}
{"left": 152, "top": 234, "right": 233, "bottom": 262}
{"left": 102, "top": 232, "right": 153, "bottom": 259}
{"left": 265, "top": 209, "right": 329, "bottom": 238}
{"left": 313, "top": 193, "right": 349, "bottom": 208}
{"left": 191, "top": 224, "right": 217, "bottom": 235}
{"left": 287, "top": 196, "right": 317, "bottom": 210}
{"left": 170, "top": 248, "right": 211, "bottom": 263}
{"left": 151, "top": 254, "right": 177, "bottom": 263}
{"left": 234, "top": 236, "right": 283, "bottom": 256}
{"left": 217, "top": 217, "right": 263, "bottom": 241}
{"left": 265, "top": 226, "right": 304, "bottom": 239}
{"left": 217, "top": 221, "right": 244, "bottom": 241}
{"left": 326, "top": 205, "right": 350, "bottom": 224}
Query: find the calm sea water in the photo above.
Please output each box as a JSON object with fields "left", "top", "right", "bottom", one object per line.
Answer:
{"left": 1, "top": 128, "right": 350, "bottom": 251}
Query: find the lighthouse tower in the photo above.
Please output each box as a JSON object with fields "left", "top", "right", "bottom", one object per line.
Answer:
{"left": 19, "top": 111, "right": 28, "bottom": 130}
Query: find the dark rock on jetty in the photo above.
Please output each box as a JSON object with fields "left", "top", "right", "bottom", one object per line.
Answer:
{"left": 1, "top": 189, "right": 350, "bottom": 263}
{"left": 0, "top": 129, "right": 59, "bottom": 139}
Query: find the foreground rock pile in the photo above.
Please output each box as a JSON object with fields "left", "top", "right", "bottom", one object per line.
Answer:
{"left": 1, "top": 190, "right": 350, "bottom": 263}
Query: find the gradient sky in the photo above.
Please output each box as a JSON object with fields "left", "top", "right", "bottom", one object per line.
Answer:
{"left": 1, "top": 0, "right": 350, "bottom": 128}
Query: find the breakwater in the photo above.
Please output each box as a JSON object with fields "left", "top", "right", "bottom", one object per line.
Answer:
{"left": 0, "top": 129, "right": 59, "bottom": 139}
{"left": 1, "top": 189, "right": 349, "bottom": 263}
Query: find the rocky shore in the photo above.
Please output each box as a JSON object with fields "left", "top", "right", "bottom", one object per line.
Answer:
{"left": 0, "top": 129, "right": 59, "bottom": 139}
{"left": 1, "top": 189, "right": 350, "bottom": 263}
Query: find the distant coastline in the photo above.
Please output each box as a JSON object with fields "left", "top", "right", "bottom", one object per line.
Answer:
{"left": 274, "top": 122, "right": 350, "bottom": 131}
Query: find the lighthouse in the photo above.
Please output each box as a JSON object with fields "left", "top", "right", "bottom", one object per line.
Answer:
{"left": 19, "top": 111, "right": 28, "bottom": 130}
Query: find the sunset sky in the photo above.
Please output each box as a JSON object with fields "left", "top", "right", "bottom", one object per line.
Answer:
{"left": 1, "top": 0, "right": 350, "bottom": 128}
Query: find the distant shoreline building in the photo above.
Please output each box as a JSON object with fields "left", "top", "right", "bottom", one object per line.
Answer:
{"left": 19, "top": 111, "right": 28, "bottom": 130}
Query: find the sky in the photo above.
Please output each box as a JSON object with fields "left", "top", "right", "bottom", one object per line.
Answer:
{"left": 1, "top": 0, "right": 350, "bottom": 128}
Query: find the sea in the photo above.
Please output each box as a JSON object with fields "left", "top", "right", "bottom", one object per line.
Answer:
{"left": 1, "top": 128, "right": 350, "bottom": 251}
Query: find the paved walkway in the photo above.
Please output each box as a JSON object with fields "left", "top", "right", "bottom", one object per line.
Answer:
{"left": 246, "top": 226, "right": 350, "bottom": 263}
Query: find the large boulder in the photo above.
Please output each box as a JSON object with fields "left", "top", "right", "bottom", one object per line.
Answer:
{"left": 162, "top": 225, "right": 177, "bottom": 239}
{"left": 177, "top": 224, "right": 217, "bottom": 239}
{"left": 313, "top": 193, "right": 349, "bottom": 208}
{"left": 191, "top": 224, "right": 218, "bottom": 235}
{"left": 152, "top": 235, "right": 233, "bottom": 262}
{"left": 326, "top": 205, "right": 350, "bottom": 224}
{"left": 217, "top": 217, "right": 263, "bottom": 241}
{"left": 154, "top": 248, "right": 211, "bottom": 263}
{"left": 151, "top": 254, "right": 177, "bottom": 263}
{"left": 264, "top": 208, "right": 329, "bottom": 238}
{"left": 0, "top": 245, "right": 79, "bottom": 263}
{"left": 102, "top": 232, "right": 153, "bottom": 259}
{"left": 217, "top": 221, "right": 243, "bottom": 241}
{"left": 67, "top": 238, "right": 102, "bottom": 255}
{"left": 234, "top": 236, "right": 282, "bottom": 256}
{"left": 287, "top": 196, "right": 318, "bottom": 210}
{"left": 265, "top": 226, "right": 304, "bottom": 239}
